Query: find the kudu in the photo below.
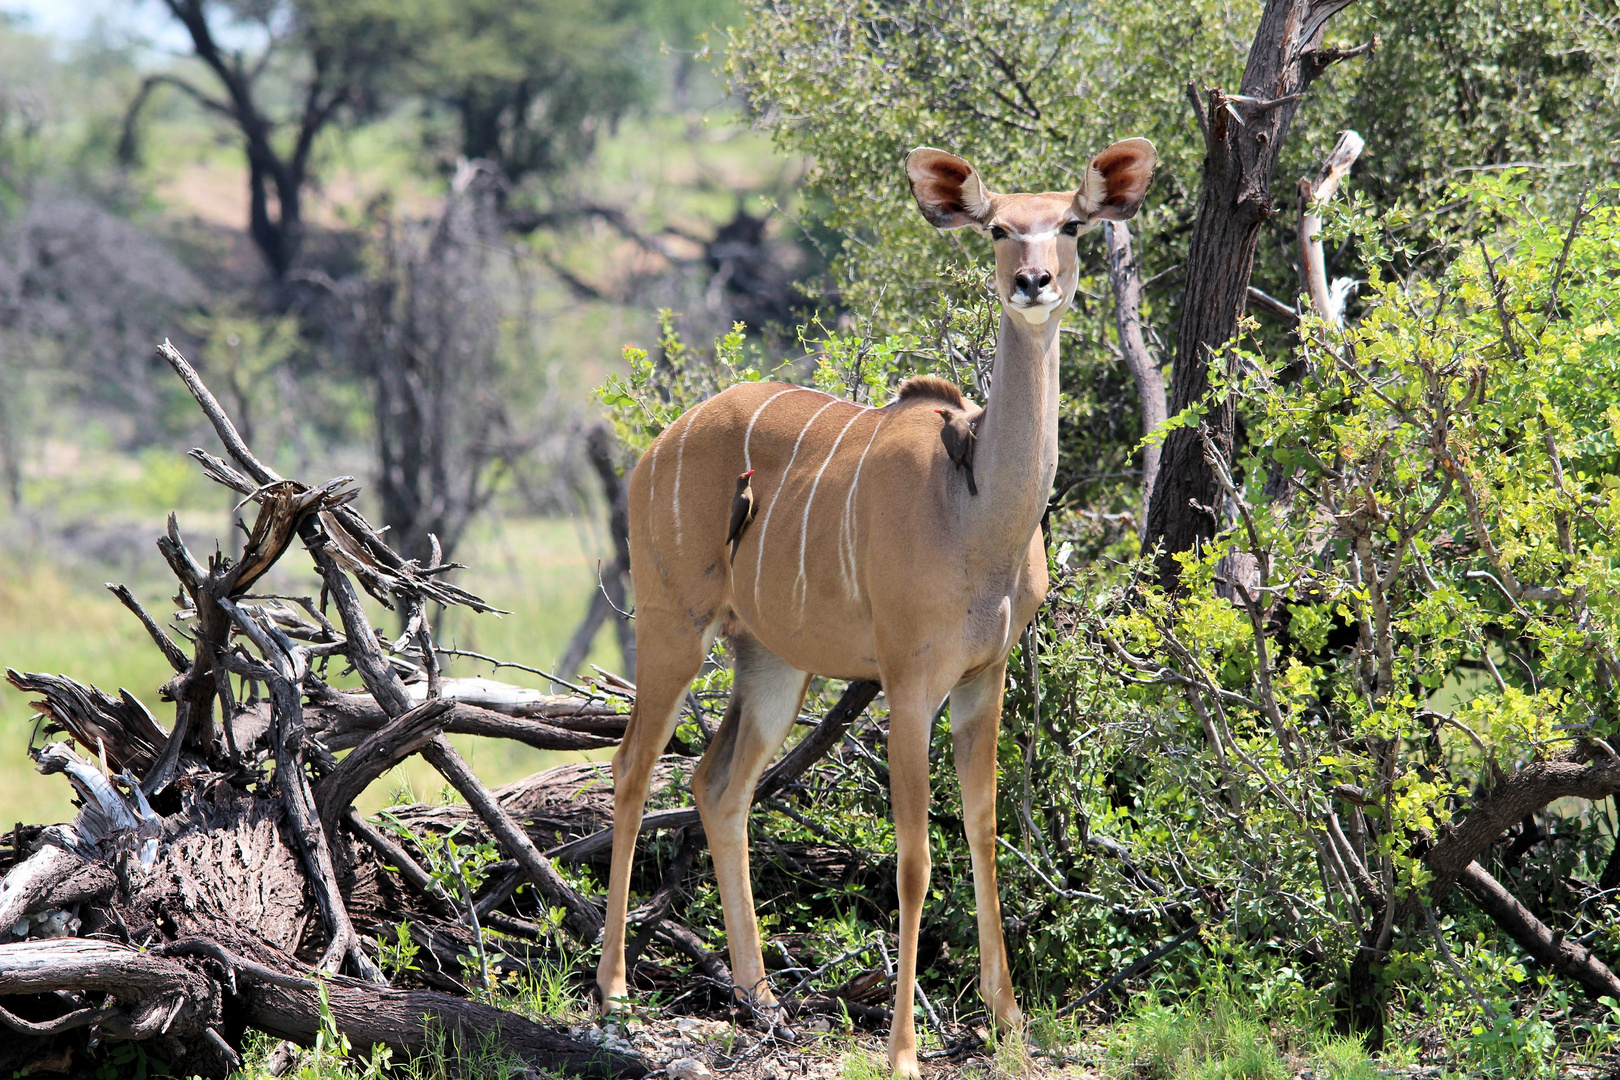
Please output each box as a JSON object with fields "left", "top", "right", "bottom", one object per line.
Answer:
{"left": 597, "top": 138, "right": 1156, "bottom": 1077}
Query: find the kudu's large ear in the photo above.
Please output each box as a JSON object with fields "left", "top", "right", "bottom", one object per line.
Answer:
{"left": 905, "top": 148, "right": 994, "bottom": 230}
{"left": 1074, "top": 138, "right": 1157, "bottom": 223}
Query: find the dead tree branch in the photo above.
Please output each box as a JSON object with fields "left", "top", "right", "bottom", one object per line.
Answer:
{"left": 1103, "top": 220, "right": 1167, "bottom": 527}
{"left": 1298, "top": 129, "right": 1365, "bottom": 325}
{"left": 1457, "top": 861, "right": 1620, "bottom": 998}
{"left": 313, "top": 698, "right": 455, "bottom": 838}
{"left": 1143, "top": 0, "right": 1369, "bottom": 587}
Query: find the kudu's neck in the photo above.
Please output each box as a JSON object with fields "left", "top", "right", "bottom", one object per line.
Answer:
{"left": 967, "top": 308, "right": 1063, "bottom": 552}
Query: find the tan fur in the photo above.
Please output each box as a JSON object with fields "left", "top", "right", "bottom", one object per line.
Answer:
{"left": 596, "top": 138, "right": 1156, "bottom": 1080}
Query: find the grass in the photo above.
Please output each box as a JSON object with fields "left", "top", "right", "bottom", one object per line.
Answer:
{"left": 839, "top": 1051, "right": 890, "bottom": 1080}
{"left": 0, "top": 552, "right": 179, "bottom": 825}
{"left": 1096, "top": 992, "right": 1394, "bottom": 1080}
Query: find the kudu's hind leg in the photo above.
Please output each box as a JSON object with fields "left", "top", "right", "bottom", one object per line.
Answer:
{"left": 692, "top": 632, "right": 810, "bottom": 1015}
{"left": 596, "top": 610, "right": 714, "bottom": 1013}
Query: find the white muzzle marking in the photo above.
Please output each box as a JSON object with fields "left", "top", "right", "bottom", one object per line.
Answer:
{"left": 1008, "top": 293, "right": 1062, "bottom": 325}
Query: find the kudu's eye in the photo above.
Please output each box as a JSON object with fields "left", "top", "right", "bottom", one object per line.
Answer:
{"left": 989, "top": 224, "right": 1009, "bottom": 241}
{"left": 1060, "top": 220, "right": 1082, "bottom": 237}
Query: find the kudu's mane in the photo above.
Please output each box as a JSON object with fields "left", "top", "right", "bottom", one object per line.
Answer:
{"left": 893, "top": 375, "right": 966, "bottom": 408}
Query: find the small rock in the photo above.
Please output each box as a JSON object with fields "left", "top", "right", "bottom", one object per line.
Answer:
{"left": 666, "top": 1058, "right": 714, "bottom": 1080}
{"left": 805, "top": 1016, "right": 831, "bottom": 1034}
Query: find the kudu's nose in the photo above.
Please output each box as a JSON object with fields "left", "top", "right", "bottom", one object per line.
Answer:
{"left": 1013, "top": 268, "right": 1052, "bottom": 297}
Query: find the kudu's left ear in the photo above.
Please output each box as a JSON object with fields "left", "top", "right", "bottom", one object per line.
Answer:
{"left": 905, "top": 147, "right": 995, "bottom": 230}
{"left": 1074, "top": 138, "right": 1157, "bottom": 223}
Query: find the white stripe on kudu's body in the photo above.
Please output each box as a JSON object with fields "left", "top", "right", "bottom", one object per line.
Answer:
{"left": 671, "top": 400, "right": 709, "bottom": 545}
{"left": 841, "top": 412, "right": 886, "bottom": 600}
{"left": 743, "top": 387, "right": 805, "bottom": 473}
{"left": 751, "top": 397, "right": 842, "bottom": 609}
{"left": 798, "top": 407, "right": 869, "bottom": 613}
{"left": 598, "top": 137, "right": 1158, "bottom": 1080}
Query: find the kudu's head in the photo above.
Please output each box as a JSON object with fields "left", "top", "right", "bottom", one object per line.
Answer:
{"left": 905, "top": 139, "right": 1156, "bottom": 326}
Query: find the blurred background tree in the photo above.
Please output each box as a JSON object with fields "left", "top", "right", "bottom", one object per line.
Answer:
{"left": 0, "top": 0, "right": 821, "bottom": 821}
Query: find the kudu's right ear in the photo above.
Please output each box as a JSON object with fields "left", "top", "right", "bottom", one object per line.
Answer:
{"left": 905, "top": 148, "right": 994, "bottom": 230}
{"left": 1074, "top": 138, "right": 1157, "bottom": 223}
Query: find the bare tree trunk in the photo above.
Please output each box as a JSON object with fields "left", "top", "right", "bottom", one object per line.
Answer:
{"left": 0, "top": 362, "right": 20, "bottom": 507}
{"left": 1104, "top": 221, "right": 1166, "bottom": 529}
{"left": 560, "top": 425, "right": 635, "bottom": 680}
{"left": 1143, "top": 0, "right": 1368, "bottom": 587}
{"left": 365, "top": 161, "right": 512, "bottom": 569}
{"left": 1299, "top": 130, "right": 1365, "bottom": 325}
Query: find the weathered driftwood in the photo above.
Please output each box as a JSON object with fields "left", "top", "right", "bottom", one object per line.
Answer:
{"left": 6, "top": 670, "right": 171, "bottom": 775}
{"left": 0, "top": 342, "right": 654, "bottom": 1077}
{"left": 313, "top": 698, "right": 456, "bottom": 838}
{"left": 299, "top": 678, "right": 629, "bottom": 752}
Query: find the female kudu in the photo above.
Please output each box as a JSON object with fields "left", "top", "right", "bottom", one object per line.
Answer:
{"left": 597, "top": 138, "right": 1156, "bottom": 1078}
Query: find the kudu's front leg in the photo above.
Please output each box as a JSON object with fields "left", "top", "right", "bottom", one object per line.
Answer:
{"left": 950, "top": 659, "right": 1023, "bottom": 1031}
{"left": 883, "top": 679, "right": 939, "bottom": 1080}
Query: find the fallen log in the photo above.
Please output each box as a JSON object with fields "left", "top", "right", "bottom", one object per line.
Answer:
{"left": 0, "top": 938, "right": 649, "bottom": 1079}
{"left": 0, "top": 938, "right": 224, "bottom": 1075}
{"left": 244, "top": 975, "right": 648, "bottom": 1078}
